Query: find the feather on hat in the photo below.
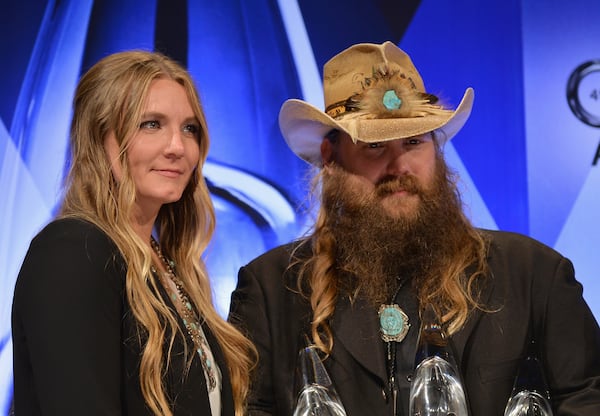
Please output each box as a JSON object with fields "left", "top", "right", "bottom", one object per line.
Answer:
{"left": 279, "top": 41, "right": 474, "bottom": 166}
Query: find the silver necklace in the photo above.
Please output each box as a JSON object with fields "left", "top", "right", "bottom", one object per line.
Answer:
{"left": 150, "top": 237, "right": 217, "bottom": 391}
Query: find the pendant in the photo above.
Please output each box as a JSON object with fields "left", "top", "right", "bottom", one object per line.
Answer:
{"left": 378, "top": 304, "right": 410, "bottom": 342}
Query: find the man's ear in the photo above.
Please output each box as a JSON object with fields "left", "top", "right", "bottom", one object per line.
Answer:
{"left": 321, "top": 139, "right": 334, "bottom": 165}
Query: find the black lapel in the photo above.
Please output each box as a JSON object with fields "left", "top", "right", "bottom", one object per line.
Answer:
{"left": 450, "top": 260, "right": 497, "bottom": 366}
{"left": 331, "top": 294, "right": 388, "bottom": 384}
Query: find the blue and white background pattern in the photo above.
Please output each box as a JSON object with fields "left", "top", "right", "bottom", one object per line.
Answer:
{"left": 1, "top": 0, "right": 599, "bottom": 413}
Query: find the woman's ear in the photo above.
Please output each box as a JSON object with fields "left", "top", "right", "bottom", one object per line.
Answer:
{"left": 321, "top": 139, "right": 334, "bottom": 166}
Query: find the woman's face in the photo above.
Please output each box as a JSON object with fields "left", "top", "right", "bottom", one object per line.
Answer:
{"left": 104, "top": 78, "right": 201, "bottom": 217}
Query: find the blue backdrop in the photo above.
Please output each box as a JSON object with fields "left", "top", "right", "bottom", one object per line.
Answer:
{"left": 1, "top": 0, "right": 599, "bottom": 413}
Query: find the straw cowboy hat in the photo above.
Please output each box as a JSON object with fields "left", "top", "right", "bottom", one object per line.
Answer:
{"left": 278, "top": 41, "right": 474, "bottom": 166}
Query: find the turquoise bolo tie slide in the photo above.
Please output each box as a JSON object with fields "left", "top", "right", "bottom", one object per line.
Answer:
{"left": 378, "top": 303, "right": 410, "bottom": 342}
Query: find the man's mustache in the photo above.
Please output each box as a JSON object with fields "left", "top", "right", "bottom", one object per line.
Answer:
{"left": 375, "top": 175, "right": 423, "bottom": 197}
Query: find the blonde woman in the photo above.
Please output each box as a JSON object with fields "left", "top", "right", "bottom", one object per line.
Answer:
{"left": 12, "top": 50, "right": 255, "bottom": 415}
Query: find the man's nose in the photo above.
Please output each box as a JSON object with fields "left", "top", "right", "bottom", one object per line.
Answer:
{"left": 384, "top": 142, "right": 409, "bottom": 176}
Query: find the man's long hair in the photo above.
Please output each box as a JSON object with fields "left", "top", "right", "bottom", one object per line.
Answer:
{"left": 294, "top": 141, "right": 489, "bottom": 355}
{"left": 61, "top": 50, "right": 255, "bottom": 415}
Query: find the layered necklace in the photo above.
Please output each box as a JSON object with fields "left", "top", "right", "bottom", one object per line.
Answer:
{"left": 378, "top": 278, "right": 410, "bottom": 413}
{"left": 150, "top": 237, "right": 217, "bottom": 391}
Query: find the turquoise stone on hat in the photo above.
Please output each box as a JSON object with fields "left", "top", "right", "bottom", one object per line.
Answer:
{"left": 383, "top": 89, "right": 402, "bottom": 110}
{"left": 378, "top": 303, "right": 410, "bottom": 342}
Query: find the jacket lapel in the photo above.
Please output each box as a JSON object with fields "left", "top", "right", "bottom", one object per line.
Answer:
{"left": 332, "top": 294, "right": 388, "bottom": 384}
{"left": 450, "top": 262, "right": 496, "bottom": 367}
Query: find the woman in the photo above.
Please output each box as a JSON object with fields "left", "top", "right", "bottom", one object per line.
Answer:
{"left": 11, "top": 50, "right": 255, "bottom": 415}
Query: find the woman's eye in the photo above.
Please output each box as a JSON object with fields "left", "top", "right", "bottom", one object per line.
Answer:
{"left": 183, "top": 124, "right": 200, "bottom": 135}
{"left": 140, "top": 120, "right": 160, "bottom": 129}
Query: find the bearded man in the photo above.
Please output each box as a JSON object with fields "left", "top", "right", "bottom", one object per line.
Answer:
{"left": 228, "top": 42, "right": 600, "bottom": 415}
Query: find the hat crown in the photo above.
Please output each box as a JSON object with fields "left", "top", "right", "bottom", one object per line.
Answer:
{"left": 322, "top": 41, "right": 426, "bottom": 110}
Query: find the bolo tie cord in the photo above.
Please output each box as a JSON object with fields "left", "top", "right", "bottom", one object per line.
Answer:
{"left": 386, "top": 340, "right": 398, "bottom": 415}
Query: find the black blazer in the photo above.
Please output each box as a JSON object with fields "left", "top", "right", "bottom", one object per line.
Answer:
{"left": 12, "top": 218, "right": 234, "bottom": 415}
{"left": 229, "top": 230, "right": 600, "bottom": 415}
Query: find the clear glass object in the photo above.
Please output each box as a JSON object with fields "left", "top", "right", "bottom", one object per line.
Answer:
{"left": 503, "top": 340, "right": 553, "bottom": 416}
{"left": 292, "top": 345, "right": 347, "bottom": 416}
{"left": 503, "top": 391, "right": 553, "bottom": 416}
{"left": 409, "top": 305, "right": 469, "bottom": 416}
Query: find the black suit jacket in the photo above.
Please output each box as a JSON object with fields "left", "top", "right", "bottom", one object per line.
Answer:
{"left": 229, "top": 230, "right": 600, "bottom": 415}
{"left": 12, "top": 218, "right": 234, "bottom": 415}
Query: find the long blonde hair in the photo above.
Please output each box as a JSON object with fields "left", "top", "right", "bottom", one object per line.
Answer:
{"left": 60, "top": 50, "right": 255, "bottom": 415}
{"left": 295, "top": 142, "right": 489, "bottom": 355}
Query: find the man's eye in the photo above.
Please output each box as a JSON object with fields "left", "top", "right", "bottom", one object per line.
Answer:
{"left": 140, "top": 120, "right": 160, "bottom": 129}
{"left": 406, "top": 138, "right": 421, "bottom": 145}
{"left": 367, "top": 142, "right": 383, "bottom": 149}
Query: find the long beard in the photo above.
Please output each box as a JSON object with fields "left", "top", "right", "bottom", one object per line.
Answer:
{"left": 320, "top": 159, "right": 469, "bottom": 306}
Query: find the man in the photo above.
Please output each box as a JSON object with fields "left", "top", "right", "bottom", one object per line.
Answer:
{"left": 228, "top": 41, "right": 600, "bottom": 415}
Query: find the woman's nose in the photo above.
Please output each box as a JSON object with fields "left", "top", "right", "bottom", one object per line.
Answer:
{"left": 165, "top": 130, "right": 185, "bottom": 157}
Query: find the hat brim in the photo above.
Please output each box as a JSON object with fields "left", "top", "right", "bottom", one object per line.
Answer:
{"left": 279, "top": 87, "right": 474, "bottom": 166}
